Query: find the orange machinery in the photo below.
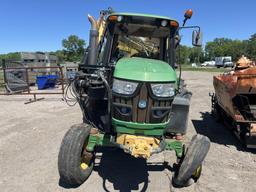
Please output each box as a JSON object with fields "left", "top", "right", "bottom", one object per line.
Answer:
{"left": 212, "top": 56, "right": 256, "bottom": 148}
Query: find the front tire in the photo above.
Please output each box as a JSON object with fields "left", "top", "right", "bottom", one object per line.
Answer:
{"left": 58, "top": 123, "right": 94, "bottom": 186}
{"left": 173, "top": 134, "right": 210, "bottom": 187}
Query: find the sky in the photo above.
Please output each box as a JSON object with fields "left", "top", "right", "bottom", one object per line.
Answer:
{"left": 0, "top": 0, "right": 255, "bottom": 54}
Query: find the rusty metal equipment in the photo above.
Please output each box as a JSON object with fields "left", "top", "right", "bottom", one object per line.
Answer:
{"left": 211, "top": 56, "right": 256, "bottom": 148}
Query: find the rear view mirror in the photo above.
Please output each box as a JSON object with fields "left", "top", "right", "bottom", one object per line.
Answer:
{"left": 192, "top": 30, "right": 203, "bottom": 47}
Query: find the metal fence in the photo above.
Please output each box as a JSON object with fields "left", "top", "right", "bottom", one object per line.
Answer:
{"left": 0, "top": 59, "right": 65, "bottom": 104}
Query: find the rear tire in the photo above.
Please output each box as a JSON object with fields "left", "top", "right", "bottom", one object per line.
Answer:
{"left": 58, "top": 123, "right": 94, "bottom": 186}
{"left": 173, "top": 134, "right": 210, "bottom": 187}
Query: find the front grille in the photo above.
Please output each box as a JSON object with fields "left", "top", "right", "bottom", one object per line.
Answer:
{"left": 112, "top": 83, "right": 173, "bottom": 123}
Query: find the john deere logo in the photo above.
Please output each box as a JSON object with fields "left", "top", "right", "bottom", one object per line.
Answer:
{"left": 138, "top": 100, "right": 147, "bottom": 109}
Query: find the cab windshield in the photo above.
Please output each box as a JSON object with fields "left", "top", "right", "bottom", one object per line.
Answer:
{"left": 112, "top": 35, "right": 160, "bottom": 60}
{"left": 111, "top": 23, "right": 171, "bottom": 61}
{"left": 98, "top": 18, "right": 174, "bottom": 65}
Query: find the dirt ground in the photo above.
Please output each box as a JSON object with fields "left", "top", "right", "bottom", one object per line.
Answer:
{"left": 0, "top": 71, "right": 255, "bottom": 192}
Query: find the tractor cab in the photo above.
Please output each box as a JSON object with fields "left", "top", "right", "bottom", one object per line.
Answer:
{"left": 98, "top": 13, "right": 179, "bottom": 67}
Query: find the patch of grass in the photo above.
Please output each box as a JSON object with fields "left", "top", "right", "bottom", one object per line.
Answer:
{"left": 180, "top": 65, "right": 230, "bottom": 73}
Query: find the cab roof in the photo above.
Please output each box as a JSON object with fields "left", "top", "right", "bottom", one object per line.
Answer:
{"left": 108, "top": 12, "right": 179, "bottom": 23}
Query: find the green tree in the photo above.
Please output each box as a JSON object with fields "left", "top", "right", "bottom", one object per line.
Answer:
{"left": 189, "top": 47, "right": 204, "bottom": 63}
{"left": 0, "top": 52, "right": 21, "bottom": 61}
{"left": 53, "top": 50, "right": 66, "bottom": 63}
{"left": 62, "top": 35, "right": 85, "bottom": 62}
{"left": 246, "top": 33, "right": 256, "bottom": 60}
{"left": 205, "top": 38, "right": 231, "bottom": 59}
{"left": 176, "top": 45, "right": 205, "bottom": 65}
{"left": 205, "top": 38, "right": 247, "bottom": 62}
{"left": 176, "top": 45, "right": 191, "bottom": 65}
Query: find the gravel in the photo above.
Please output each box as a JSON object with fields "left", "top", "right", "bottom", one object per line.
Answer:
{"left": 0, "top": 71, "right": 255, "bottom": 192}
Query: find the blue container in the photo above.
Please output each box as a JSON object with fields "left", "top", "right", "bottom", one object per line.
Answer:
{"left": 36, "top": 75, "right": 58, "bottom": 90}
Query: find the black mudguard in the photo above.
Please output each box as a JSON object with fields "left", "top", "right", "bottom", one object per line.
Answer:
{"left": 166, "top": 91, "right": 192, "bottom": 134}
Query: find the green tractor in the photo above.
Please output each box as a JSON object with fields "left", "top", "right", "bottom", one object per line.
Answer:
{"left": 58, "top": 8, "right": 210, "bottom": 188}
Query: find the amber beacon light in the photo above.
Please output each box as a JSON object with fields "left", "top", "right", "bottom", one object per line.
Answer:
{"left": 183, "top": 9, "right": 193, "bottom": 26}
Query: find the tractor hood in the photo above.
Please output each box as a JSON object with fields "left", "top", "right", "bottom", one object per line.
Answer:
{"left": 113, "top": 57, "right": 177, "bottom": 82}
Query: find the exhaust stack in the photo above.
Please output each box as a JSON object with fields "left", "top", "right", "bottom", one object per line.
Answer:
{"left": 87, "top": 14, "right": 99, "bottom": 65}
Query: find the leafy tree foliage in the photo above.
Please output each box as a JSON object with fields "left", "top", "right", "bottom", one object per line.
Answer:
{"left": 0, "top": 52, "right": 21, "bottom": 61}
{"left": 52, "top": 50, "right": 66, "bottom": 63}
{"left": 205, "top": 38, "right": 247, "bottom": 61}
{"left": 176, "top": 45, "right": 191, "bottom": 64}
{"left": 176, "top": 45, "right": 204, "bottom": 65}
{"left": 246, "top": 33, "right": 256, "bottom": 60}
{"left": 62, "top": 35, "right": 85, "bottom": 62}
{"left": 189, "top": 47, "right": 204, "bottom": 63}
{"left": 177, "top": 34, "right": 256, "bottom": 65}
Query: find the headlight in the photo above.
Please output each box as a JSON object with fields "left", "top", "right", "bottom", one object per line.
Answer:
{"left": 151, "top": 83, "right": 175, "bottom": 97}
{"left": 113, "top": 79, "right": 138, "bottom": 95}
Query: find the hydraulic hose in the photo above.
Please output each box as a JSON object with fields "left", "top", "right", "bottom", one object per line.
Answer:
{"left": 99, "top": 72, "right": 112, "bottom": 116}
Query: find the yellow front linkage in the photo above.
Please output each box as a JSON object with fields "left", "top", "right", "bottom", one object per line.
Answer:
{"left": 116, "top": 134, "right": 160, "bottom": 158}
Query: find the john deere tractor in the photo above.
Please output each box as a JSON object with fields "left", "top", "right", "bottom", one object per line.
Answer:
{"left": 58, "top": 8, "right": 210, "bottom": 188}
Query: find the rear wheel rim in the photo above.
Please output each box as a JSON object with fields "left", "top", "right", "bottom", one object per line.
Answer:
{"left": 192, "top": 165, "right": 202, "bottom": 181}
{"left": 80, "top": 138, "right": 92, "bottom": 171}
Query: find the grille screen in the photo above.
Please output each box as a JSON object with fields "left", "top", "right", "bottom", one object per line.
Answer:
{"left": 113, "top": 83, "right": 172, "bottom": 123}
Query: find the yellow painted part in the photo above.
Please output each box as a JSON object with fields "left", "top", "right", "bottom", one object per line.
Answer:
{"left": 98, "top": 21, "right": 106, "bottom": 43}
{"left": 80, "top": 162, "right": 88, "bottom": 170}
{"left": 116, "top": 134, "right": 160, "bottom": 159}
{"left": 118, "top": 42, "right": 138, "bottom": 57}
{"left": 80, "top": 150, "right": 91, "bottom": 170}
{"left": 192, "top": 165, "right": 202, "bottom": 179}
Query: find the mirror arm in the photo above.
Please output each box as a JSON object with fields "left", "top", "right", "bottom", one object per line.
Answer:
{"left": 178, "top": 25, "right": 201, "bottom": 32}
{"left": 182, "top": 18, "right": 187, "bottom": 27}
